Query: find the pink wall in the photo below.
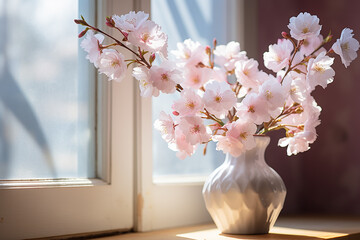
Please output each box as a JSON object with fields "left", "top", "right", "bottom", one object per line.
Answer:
{"left": 257, "top": 0, "right": 360, "bottom": 214}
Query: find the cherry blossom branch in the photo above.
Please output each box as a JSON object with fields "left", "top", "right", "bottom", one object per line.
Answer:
{"left": 233, "top": 82, "right": 242, "bottom": 96}
{"left": 101, "top": 43, "right": 120, "bottom": 49}
{"left": 105, "top": 16, "right": 130, "bottom": 41}
{"left": 281, "top": 40, "right": 304, "bottom": 82}
{"left": 201, "top": 108, "right": 225, "bottom": 126}
{"left": 75, "top": 17, "right": 152, "bottom": 69}
{"left": 307, "top": 32, "right": 333, "bottom": 57}
{"left": 258, "top": 103, "right": 303, "bottom": 134}
{"left": 281, "top": 31, "right": 334, "bottom": 83}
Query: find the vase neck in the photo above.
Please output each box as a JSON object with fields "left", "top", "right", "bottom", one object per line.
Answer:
{"left": 225, "top": 136, "right": 270, "bottom": 165}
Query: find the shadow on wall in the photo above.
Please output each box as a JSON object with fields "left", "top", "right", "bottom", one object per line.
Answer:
{"left": 0, "top": 1, "right": 55, "bottom": 179}
{"left": 256, "top": 0, "right": 360, "bottom": 215}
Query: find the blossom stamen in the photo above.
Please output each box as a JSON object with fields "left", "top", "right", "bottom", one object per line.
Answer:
{"left": 313, "top": 64, "right": 325, "bottom": 73}
{"left": 142, "top": 33, "right": 150, "bottom": 43}
{"left": 192, "top": 76, "right": 200, "bottom": 84}
{"left": 240, "top": 132, "right": 248, "bottom": 140}
{"left": 248, "top": 105, "right": 255, "bottom": 113}
{"left": 341, "top": 42, "right": 349, "bottom": 51}
{"left": 265, "top": 90, "right": 273, "bottom": 100}
{"left": 111, "top": 60, "right": 120, "bottom": 67}
{"left": 302, "top": 27, "right": 309, "bottom": 34}
{"left": 161, "top": 73, "right": 169, "bottom": 81}
{"left": 214, "top": 95, "right": 222, "bottom": 103}
{"left": 192, "top": 125, "right": 201, "bottom": 134}
{"left": 186, "top": 101, "right": 195, "bottom": 109}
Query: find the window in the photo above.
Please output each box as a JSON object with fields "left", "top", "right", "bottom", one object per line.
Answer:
{"left": 0, "top": 0, "right": 95, "bottom": 180}
{"left": 0, "top": 1, "right": 134, "bottom": 239}
{"left": 136, "top": 0, "right": 254, "bottom": 232}
{"left": 0, "top": 0, "right": 254, "bottom": 238}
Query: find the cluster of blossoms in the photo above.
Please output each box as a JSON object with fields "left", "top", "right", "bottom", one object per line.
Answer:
{"left": 75, "top": 12, "right": 359, "bottom": 158}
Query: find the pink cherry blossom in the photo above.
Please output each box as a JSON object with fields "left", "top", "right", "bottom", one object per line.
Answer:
{"left": 214, "top": 134, "right": 244, "bottom": 158}
{"left": 332, "top": 28, "right": 360, "bottom": 68}
{"left": 282, "top": 75, "right": 310, "bottom": 104}
{"left": 306, "top": 51, "right": 335, "bottom": 90}
{"left": 288, "top": 12, "right": 322, "bottom": 40}
{"left": 182, "top": 66, "right": 211, "bottom": 89}
{"left": 149, "top": 60, "right": 183, "bottom": 94}
{"left": 112, "top": 11, "right": 149, "bottom": 33}
{"left": 203, "top": 80, "right": 237, "bottom": 117}
{"left": 289, "top": 97, "right": 320, "bottom": 129}
{"left": 214, "top": 120, "right": 257, "bottom": 157}
{"left": 178, "top": 116, "right": 210, "bottom": 145}
{"left": 132, "top": 66, "right": 159, "bottom": 97}
{"left": 264, "top": 39, "right": 293, "bottom": 73}
{"left": 154, "top": 111, "right": 176, "bottom": 142}
{"left": 128, "top": 20, "right": 168, "bottom": 57}
{"left": 235, "top": 59, "right": 266, "bottom": 89}
{"left": 278, "top": 97, "right": 321, "bottom": 156}
{"left": 214, "top": 41, "right": 247, "bottom": 72}
{"left": 278, "top": 135, "right": 311, "bottom": 156}
{"left": 98, "top": 49, "right": 126, "bottom": 82}
{"left": 236, "top": 92, "right": 271, "bottom": 125}
{"left": 281, "top": 97, "right": 320, "bottom": 130}
{"left": 210, "top": 67, "right": 227, "bottom": 83}
{"left": 172, "top": 89, "right": 203, "bottom": 116}
{"left": 300, "top": 35, "right": 324, "bottom": 56}
{"left": 259, "top": 75, "right": 286, "bottom": 114}
{"left": 174, "top": 128, "right": 196, "bottom": 160}
{"left": 171, "top": 39, "right": 208, "bottom": 67}
{"left": 80, "top": 30, "right": 104, "bottom": 67}
{"left": 77, "top": 11, "right": 359, "bottom": 160}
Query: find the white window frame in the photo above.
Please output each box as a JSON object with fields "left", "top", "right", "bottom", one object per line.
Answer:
{"left": 0, "top": 0, "right": 257, "bottom": 238}
{"left": 135, "top": 0, "right": 257, "bottom": 232}
{"left": 0, "top": 1, "right": 136, "bottom": 239}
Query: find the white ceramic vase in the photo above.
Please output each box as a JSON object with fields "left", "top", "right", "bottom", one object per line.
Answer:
{"left": 202, "top": 136, "right": 286, "bottom": 234}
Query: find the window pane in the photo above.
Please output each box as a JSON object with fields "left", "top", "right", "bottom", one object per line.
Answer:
{"left": 0, "top": 0, "right": 95, "bottom": 179}
{"left": 152, "top": 0, "right": 232, "bottom": 178}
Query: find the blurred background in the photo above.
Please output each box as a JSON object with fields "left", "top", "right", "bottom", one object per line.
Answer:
{"left": 257, "top": 0, "right": 360, "bottom": 215}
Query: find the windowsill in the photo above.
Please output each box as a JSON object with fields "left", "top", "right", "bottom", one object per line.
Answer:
{"left": 94, "top": 215, "right": 360, "bottom": 240}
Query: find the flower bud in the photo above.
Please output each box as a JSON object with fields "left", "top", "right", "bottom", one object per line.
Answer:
{"left": 324, "top": 34, "right": 333, "bottom": 43}
{"left": 78, "top": 28, "right": 89, "bottom": 38}
{"left": 106, "top": 16, "right": 115, "bottom": 27}
{"left": 281, "top": 31, "right": 290, "bottom": 39}
{"left": 149, "top": 53, "right": 156, "bottom": 65}
{"left": 172, "top": 111, "right": 179, "bottom": 116}
{"left": 74, "top": 19, "right": 87, "bottom": 26}
{"left": 213, "top": 38, "right": 217, "bottom": 48}
{"left": 205, "top": 46, "right": 211, "bottom": 55}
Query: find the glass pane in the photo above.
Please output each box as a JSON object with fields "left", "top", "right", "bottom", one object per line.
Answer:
{"left": 152, "top": 0, "right": 233, "bottom": 178}
{"left": 0, "top": 0, "right": 95, "bottom": 179}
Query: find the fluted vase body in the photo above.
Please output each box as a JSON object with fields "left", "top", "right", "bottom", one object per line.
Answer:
{"left": 202, "top": 136, "right": 286, "bottom": 234}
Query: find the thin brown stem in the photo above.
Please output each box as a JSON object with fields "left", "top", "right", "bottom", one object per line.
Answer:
{"left": 201, "top": 108, "right": 225, "bottom": 126}
{"left": 84, "top": 23, "right": 152, "bottom": 69}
